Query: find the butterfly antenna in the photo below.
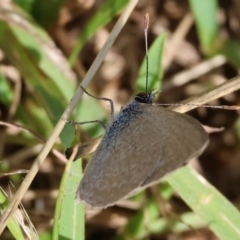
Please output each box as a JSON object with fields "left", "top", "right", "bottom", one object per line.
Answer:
{"left": 144, "top": 13, "right": 149, "bottom": 94}
{"left": 156, "top": 102, "right": 240, "bottom": 111}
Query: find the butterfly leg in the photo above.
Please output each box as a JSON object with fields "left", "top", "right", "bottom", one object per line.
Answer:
{"left": 81, "top": 86, "right": 115, "bottom": 118}
{"left": 65, "top": 119, "right": 107, "bottom": 130}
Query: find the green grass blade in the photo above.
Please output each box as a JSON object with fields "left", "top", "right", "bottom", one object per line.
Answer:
{"left": 166, "top": 166, "right": 240, "bottom": 240}
{"left": 189, "top": 0, "right": 218, "bottom": 52}
{"left": 53, "top": 159, "right": 84, "bottom": 240}
{"left": 0, "top": 190, "right": 25, "bottom": 240}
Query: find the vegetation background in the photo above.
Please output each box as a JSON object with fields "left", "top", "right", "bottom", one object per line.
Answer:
{"left": 1, "top": 0, "right": 240, "bottom": 239}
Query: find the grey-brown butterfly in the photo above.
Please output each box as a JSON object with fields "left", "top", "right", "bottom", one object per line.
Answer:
{"left": 76, "top": 92, "right": 209, "bottom": 208}
{"left": 73, "top": 14, "right": 209, "bottom": 208}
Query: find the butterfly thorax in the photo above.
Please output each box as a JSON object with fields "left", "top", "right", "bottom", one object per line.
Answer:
{"left": 108, "top": 93, "right": 154, "bottom": 134}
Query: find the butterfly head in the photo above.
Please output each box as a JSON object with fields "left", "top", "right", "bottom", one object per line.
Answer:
{"left": 135, "top": 92, "right": 154, "bottom": 104}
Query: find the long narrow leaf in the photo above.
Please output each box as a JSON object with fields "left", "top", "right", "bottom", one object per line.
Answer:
{"left": 166, "top": 166, "right": 240, "bottom": 240}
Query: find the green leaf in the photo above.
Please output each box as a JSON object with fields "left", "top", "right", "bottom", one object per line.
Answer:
{"left": 189, "top": 0, "right": 218, "bottom": 51}
{"left": 0, "top": 190, "right": 26, "bottom": 240}
{"left": 166, "top": 166, "right": 240, "bottom": 240}
{"left": 53, "top": 159, "right": 84, "bottom": 240}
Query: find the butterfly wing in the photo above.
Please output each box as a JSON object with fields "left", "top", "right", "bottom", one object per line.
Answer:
{"left": 77, "top": 102, "right": 208, "bottom": 208}
{"left": 139, "top": 104, "right": 209, "bottom": 187}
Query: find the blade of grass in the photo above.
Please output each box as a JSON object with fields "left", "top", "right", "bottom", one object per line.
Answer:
{"left": 168, "top": 75, "right": 240, "bottom": 113}
{"left": 166, "top": 166, "right": 240, "bottom": 240}
{"left": 53, "top": 158, "right": 84, "bottom": 240}
{"left": 189, "top": 0, "right": 218, "bottom": 52}
{"left": 0, "top": 190, "right": 25, "bottom": 240}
